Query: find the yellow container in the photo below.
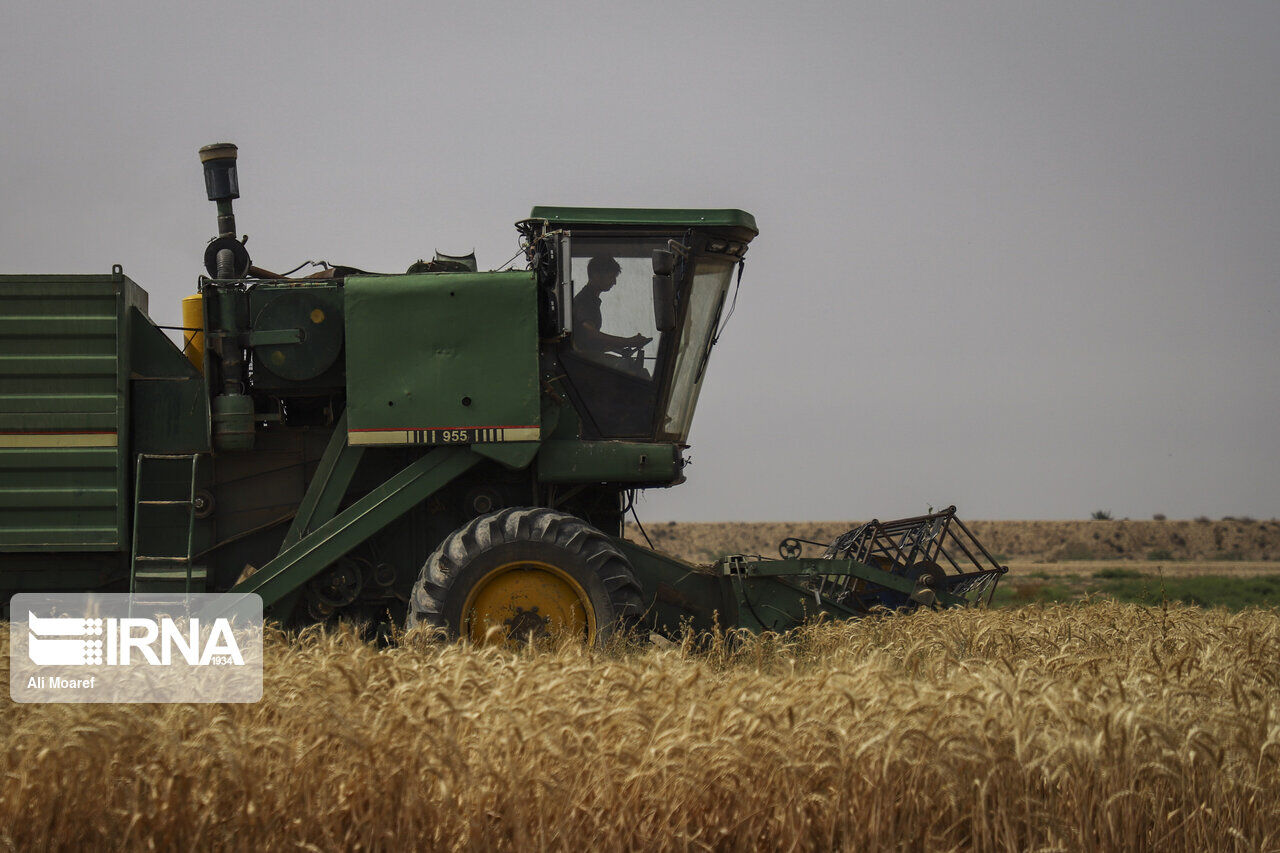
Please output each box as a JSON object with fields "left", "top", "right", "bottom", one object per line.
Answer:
{"left": 181, "top": 294, "right": 205, "bottom": 371}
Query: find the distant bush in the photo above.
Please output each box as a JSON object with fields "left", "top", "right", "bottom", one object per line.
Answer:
{"left": 1152, "top": 513, "right": 1166, "bottom": 521}
{"left": 1239, "top": 516, "right": 1256, "bottom": 524}
{"left": 1091, "top": 510, "right": 1113, "bottom": 521}
{"left": 1051, "top": 542, "right": 1096, "bottom": 561}
{"left": 1093, "top": 567, "right": 1143, "bottom": 579}
{"left": 1146, "top": 549, "right": 1174, "bottom": 561}
{"left": 1195, "top": 516, "right": 1212, "bottom": 524}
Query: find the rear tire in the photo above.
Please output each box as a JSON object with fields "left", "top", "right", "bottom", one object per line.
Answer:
{"left": 406, "top": 507, "right": 644, "bottom": 645}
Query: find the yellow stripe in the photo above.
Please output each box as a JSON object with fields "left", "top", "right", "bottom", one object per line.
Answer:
{"left": 0, "top": 433, "right": 118, "bottom": 448}
{"left": 348, "top": 431, "right": 411, "bottom": 446}
{"left": 348, "top": 427, "right": 540, "bottom": 447}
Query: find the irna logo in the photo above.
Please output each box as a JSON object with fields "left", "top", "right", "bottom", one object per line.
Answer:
{"left": 11, "top": 593, "right": 262, "bottom": 704}
{"left": 26, "top": 612, "right": 245, "bottom": 667}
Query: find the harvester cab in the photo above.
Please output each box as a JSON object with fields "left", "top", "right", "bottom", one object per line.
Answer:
{"left": 516, "top": 208, "right": 756, "bottom": 446}
{"left": 0, "top": 142, "right": 1007, "bottom": 637}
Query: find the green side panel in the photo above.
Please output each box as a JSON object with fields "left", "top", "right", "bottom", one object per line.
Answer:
{"left": 128, "top": 307, "right": 211, "bottom": 454}
{"left": 0, "top": 449, "right": 120, "bottom": 547}
{"left": 345, "top": 272, "right": 541, "bottom": 446}
{"left": 0, "top": 553, "right": 126, "bottom": 603}
{"left": 536, "top": 441, "right": 682, "bottom": 484}
{"left": 248, "top": 283, "right": 345, "bottom": 390}
{"left": 0, "top": 273, "right": 145, "bottom": 550}
{"left": 613, "top": 538, "right": 736, "bottom": 634}
{"left": 471, "top": 441, "right": 540, "bottom": 470}
{"left": 528, "top": 206, "right": 758, "bottom": 235}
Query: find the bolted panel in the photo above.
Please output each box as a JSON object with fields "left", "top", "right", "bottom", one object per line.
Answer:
{"left": 344, "top": 272, "right": 540, "bottom": 447}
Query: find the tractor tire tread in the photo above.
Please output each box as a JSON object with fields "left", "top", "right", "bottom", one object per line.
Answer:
{"left": 407, "top": 507, "right": 644, "bottom": 635}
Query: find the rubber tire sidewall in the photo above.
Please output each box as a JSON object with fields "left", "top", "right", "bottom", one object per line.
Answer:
{"left": 438, "top": 539, "right": 621, "bottom": 644}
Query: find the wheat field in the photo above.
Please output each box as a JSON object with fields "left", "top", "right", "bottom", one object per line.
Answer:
{"left": 3, "top": 603, "right": 1279, "bottom": 851}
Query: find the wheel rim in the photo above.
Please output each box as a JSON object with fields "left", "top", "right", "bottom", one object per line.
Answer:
{"left": 460, "top": 559, "right": 595, "bottom": 645}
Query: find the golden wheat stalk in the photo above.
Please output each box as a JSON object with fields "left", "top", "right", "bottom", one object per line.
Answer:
{"left": 2, "top": 602, "right": 1278, "bottom": 851}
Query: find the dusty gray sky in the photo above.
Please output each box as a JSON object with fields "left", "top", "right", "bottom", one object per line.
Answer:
{"left": 3, "top": 2, "right": 1276, "bottom": 521}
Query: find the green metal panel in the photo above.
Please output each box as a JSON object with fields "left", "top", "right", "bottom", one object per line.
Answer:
{"left": 615, "top": 538, "right": 736, "bottom": 635}
{"left": 345, "top": 272, "right": 541, "bottom": 447}
{"left": 536, "top": 441, "right": 682, "bottom": 484}
{"left": 248, "top": 283, "right": 345, "bottom": 389}
{"left": 528, "top": 206, "right": 758, "bottom": 234}
{"left": 229, "top": 447, "right": 481, "bottom": 610}
{"left": 281, "top": 411, "right": 364, "bottom": 549}
{"left": 0, "top": 553, "right": 125, "bottom": 603}
{"left": 0, "top": 272, "right": 144, "bottom": 550}
{"left": 128, "top": 307, "right": 211, "bottom": 454}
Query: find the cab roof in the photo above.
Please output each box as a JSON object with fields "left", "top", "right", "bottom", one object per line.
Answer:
{"left": 527, "top": 206, "right": 758, "bottom": 235}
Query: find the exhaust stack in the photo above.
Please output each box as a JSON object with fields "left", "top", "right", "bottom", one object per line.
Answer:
{"left": 199, "top": 142, "right": 239, "bottom": 237}
{"left": 198, "top": 142, "right": 250, "bottom": 279}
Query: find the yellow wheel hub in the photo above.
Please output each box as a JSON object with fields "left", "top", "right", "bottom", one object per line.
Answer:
{"left": 461, "top": 560, "right": 595, "bottom": 645}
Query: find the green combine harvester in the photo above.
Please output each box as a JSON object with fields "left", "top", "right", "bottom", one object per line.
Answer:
{"left": 0, "top": 143, "right": 1006, "bottom": 641}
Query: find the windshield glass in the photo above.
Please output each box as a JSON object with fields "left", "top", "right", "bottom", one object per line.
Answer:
{"left": 662, "top": 257, "right": 735, "bottom": 440}
{"left": 569, "top": 238, "right": 667, "bottom": 379}
{"left": 559, "top": 236, "right": 676, "bottom": 439}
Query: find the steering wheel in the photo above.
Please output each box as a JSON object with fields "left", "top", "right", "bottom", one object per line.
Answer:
{"left": 618, "top": 337, "right": 652, "bottom": 361}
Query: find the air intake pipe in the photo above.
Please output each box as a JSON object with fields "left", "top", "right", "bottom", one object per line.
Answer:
{"left": 199, "top": 143, "right": 251, "bottom": 279}
{"left": 199, "top": 142, "right": 254, "bottom": 451}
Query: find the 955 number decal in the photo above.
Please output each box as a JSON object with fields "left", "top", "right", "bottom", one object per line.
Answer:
{"left": 348, "top": 426, "right": 540, "bottom": 447}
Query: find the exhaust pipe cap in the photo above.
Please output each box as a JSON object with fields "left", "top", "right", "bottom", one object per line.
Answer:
{"left": 198, "top": 142, "right": 238, "bottom": 163}
{"left": 200, "top": 142, "right": 240, "bottom": 203}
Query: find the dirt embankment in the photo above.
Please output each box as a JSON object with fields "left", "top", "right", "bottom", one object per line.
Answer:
{"left": 625, "top": 519, "right": 1280, "bottom": 564}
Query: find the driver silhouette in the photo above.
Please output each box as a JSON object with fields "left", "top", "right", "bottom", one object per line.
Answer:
{"left": 573, "top": 255, "right": 652, "bottom": 356}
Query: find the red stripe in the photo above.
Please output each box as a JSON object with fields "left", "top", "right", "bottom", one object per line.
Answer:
{"left": 349, "top": 426, "right": 537, "bottom": 432}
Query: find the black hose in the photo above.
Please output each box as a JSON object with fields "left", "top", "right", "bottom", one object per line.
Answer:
{"left": 215, "top": 248, "right": 235, "bottom": 280}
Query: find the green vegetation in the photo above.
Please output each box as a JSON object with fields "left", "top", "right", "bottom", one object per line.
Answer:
{"left": 1093, "top": 567, "right": 1142, "bottom": 579}
{"left": 993, "top": 580, "right": 1077, "bottom": 607}
{"left": 993, "top": 572, "right": 1280, "bottom": 610}
{"left": 1090, "top": 510, "right": 1113, "bottom": 520}
{"left": 1146, "top": 549, "right": 1175, "bottom": 561}
{"left": 1099, "top": 574, "right": 1280, "bottom": 610}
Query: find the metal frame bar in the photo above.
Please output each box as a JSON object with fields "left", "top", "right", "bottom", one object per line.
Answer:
{"left": 280, "top": 411, "right": 365, "bottom": 550}
{"left": 759, "top": 508, "right": 1011, "bottom": 609}
{"left": 229, "top": 447, "right": 480, "bottom": 609}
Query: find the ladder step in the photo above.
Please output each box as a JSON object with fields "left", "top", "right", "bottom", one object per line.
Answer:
{"left": 130, "top": 451, "right": 205, "bottom": 594}
{"left": 134, "top": 569, "right": 207, "bottom": 580}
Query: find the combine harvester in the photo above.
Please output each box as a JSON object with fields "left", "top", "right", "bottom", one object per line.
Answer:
{"left": 0, "top": 144, "right": 1006, "bottom": 642}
